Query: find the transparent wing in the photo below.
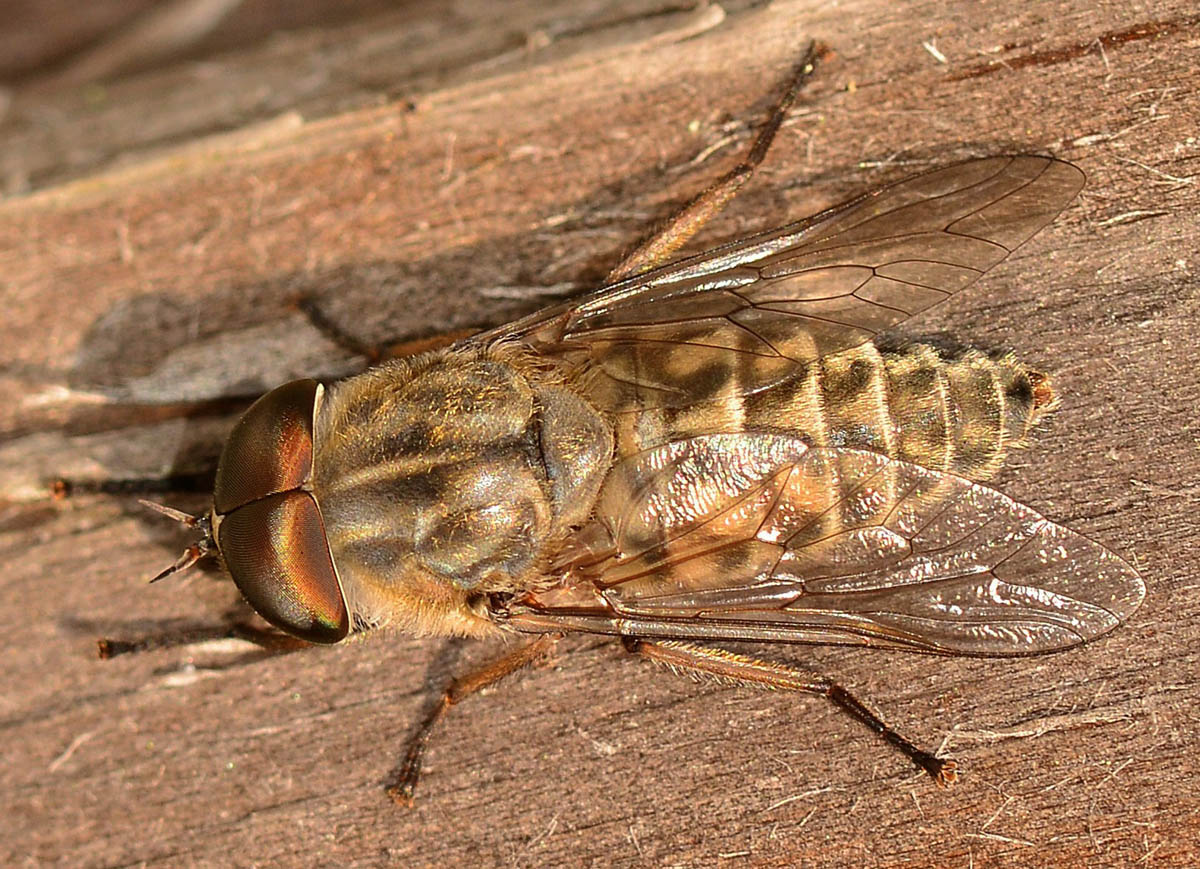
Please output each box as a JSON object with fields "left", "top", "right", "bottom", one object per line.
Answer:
{"left": 473, "top": 156, "right": 1084, "bottom": 413}
{"left": 510, "top": 435, "right": 1144, "bottom": 656}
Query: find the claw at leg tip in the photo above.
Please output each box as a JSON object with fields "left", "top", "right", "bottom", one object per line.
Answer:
{"left": 935, "top": 759, "right": 959, "bottom": 788}
{"left": 386, "top": 784, "right": 417, "bottom": 808}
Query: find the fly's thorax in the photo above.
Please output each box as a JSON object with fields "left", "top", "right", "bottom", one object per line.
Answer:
{"left": 310, "top": 347, "right": 612, "bottom": 636}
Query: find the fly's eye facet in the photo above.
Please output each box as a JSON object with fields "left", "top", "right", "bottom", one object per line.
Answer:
{"left": 217, "top": 491, "right": 349, "bottom": 644}
{"left": 210, "top": 378, "right": 348, "bottom": 643}
{"left": 213, "top": 379, "right": 320, "bottom": 515}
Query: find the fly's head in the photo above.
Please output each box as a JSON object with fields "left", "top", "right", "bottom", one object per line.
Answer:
{"left": 149, "top": 378, "right": 351, "bottom": 644}
{"left": 144, "top": 350, "right": 615, "bottom": 645}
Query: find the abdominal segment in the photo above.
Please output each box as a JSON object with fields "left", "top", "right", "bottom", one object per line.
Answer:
{"left": 613, "top": 340, "right": 1054, "bottom": 485}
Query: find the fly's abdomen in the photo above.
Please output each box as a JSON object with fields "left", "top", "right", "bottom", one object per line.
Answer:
{"left": 766, "top": 341, "right": 1054, "bottom": 549}
{"left": 613, "top": 340, "right": 1054, "bottom": 488}
{"left": 811, "top": 342, "right": 1054, "bottom": 482}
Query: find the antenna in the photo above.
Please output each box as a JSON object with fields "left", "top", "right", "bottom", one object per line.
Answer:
{"left": 139, "top": 500, "right": 214, "bottom": 582}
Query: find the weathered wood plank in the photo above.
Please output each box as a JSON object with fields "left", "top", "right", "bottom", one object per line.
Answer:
{"left": 2, "top": 1, "right": 1197, "bottom": 866}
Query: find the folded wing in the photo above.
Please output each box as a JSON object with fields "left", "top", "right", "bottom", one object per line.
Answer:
{"left": 513, "top": 435, "right": 1144, "bottom": 656}
{"left": 477, "top": 156, "right": 1085, "bottom": 414}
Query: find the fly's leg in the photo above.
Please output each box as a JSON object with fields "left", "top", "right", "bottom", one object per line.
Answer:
{"left": 52, "top": 473, "right": 215, "bottom": 498}
{"left": 294, "top": 294, "right": 480, "bottom": 363}
{"left": 623, "top": 637, "right": 958, "bottom": 787}
{"left": 389, "top": 632, "right": 563, "bottom": 806}
{"left": 375, "top": 328, "right": 481, "bottom": 360}
{"left": 97, "top": 622, "right": 308, "bottom": 659}
{"left": 605, "top": 41, "right": 827, "bottom": 283}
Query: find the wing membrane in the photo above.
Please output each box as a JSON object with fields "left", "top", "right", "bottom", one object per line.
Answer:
{"left": 512, "top": 436, "right": 1144, "bottom": 656}
{"left": 475, "top": 156, "right": 1084, "bottom": 414}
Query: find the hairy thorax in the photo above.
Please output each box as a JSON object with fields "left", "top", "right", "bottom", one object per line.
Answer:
{"left": 311, "top": 346, "right": 613, "bottom": 636}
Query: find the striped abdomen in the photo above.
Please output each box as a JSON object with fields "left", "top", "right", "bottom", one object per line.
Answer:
{"left": 611, "top": 341, "right": 1056, "bottom": 484}
{"left": 585, "top": 341, "right": 1059, "bottom": 596}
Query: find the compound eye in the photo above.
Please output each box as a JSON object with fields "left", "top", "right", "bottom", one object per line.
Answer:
{"left": 217, "top": 491, "right": 349, "bottom": 644}
{"left": 214, "top": 379, "right": 320, "bottom": 515}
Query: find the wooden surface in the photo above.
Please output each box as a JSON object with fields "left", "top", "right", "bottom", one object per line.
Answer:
{"left": 2, "top": 1, "right": 1198, "bottom": 866}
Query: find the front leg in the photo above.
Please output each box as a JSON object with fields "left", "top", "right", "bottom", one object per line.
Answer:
{"left": 605, "top": 41, "right": 826, "bottom": 282}
{"left": 388, "top": 632, "right": 563, "bottom": 806}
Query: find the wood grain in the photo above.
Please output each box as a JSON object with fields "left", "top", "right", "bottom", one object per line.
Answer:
{"left": 2, "top": 1, "right": 1197, "bottom": 866}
